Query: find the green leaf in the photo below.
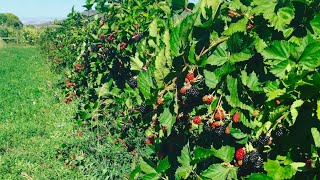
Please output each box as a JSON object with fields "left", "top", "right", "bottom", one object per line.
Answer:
{"left": 223, "top": 18, "right": 248, "bottom": 36}
{"left": 261, "top": 41, "right": 292, "bottom": 61}
{"left": 149, "top": 19, "right": 158, "bottom": 37}
{"left": 192, "top": 147, "right": 215, "bottom": 164}
{"left": 199, "top": 0, "right": 222, "bottom": 19}
{"left": 156, "top": 157, "right": 170, "bottom": 173}
{"left": 200, "top": 164, "right": 238, "bottom": 180}
{"left": 241, "top": 71, "right": 263, "bottom": 92}
{"left": 188, "top": 41, "right": 196, "bottom": 65}
{"left": 226, "top": 75, "right": 254, "bottom": 113}
{"left": 130, "top": 53, "right": 144, "bottom": 71}
{"left": 264, "top": 159, "right": 297, "bottom": 180}
{"left": 244, "top": 173, "right": 273, "bottom": 180}
{"left": 230, "top": 49, "right": 253, "bottom": 63}
{"left": 206, "top": 42, "right": 228, "bottom": 66}
{"left": 289, "top": 100, "right": 304, "bottom": 126}
{"left": 211, "top": 146, "right": 235, "bottom": 163}
{"left": 130, "top": 166, "right": 141, "bottom": 180}
{"left": 138, "top": 69, "right": 155, "bottom": 99}
{"left": 140, "top": 157, "right": 157, "bottom": 174}
{"left": 176, "top": 143, "right": 192, "bottom": 179}
{"left": 154, "top": 49, "right": 170, "bottom": 88}
{"left": 311, "top": 128, "right": 320, "bottom": 148}
{"left": 263, "top": 81, "right": 286, "bottom": 102}
{"left": 175, "top": 166, "right": 193, "bottom": 179}
{"left": 310, "top": 14, "right": 320, "bottom": 36}
{"left": 229, "top": 127, "right": 248, "bottom": 140}
{"left": 172, "top": 0, "right": 187, "bottom": 10}
{"left": 171, "top": 12, "right": 199, "bottom": 57}
{"left": 142, "top": 173, "right": 160, "bottom": 180}
{"left": 158, "top": 109, "right": 175, "bottom": 136}
{"left": 298, "top": 41, "right": 320, "bottom": 70}
{"left": 204, "top": 62, "right": 236, "bottom": 89}
{"left": 317, "top": 100, "right": 320, "bottom": 121}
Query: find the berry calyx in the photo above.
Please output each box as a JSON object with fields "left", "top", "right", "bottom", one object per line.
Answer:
{"left": 232, "top": 112, "right": 240, "bottom": 123}
{"left": 236, "top": 148, "right": 246, "bottom": 160}
{"left": 186, "top": 71, "right": 195, "bottom": 82}
{"left": 193, "top": 116, "right": 202, "bottom": 124}
{"left": 214, "top": 109, "right": 225, "bottom": 120}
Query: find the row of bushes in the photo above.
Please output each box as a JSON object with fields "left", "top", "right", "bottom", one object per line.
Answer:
{"left": 39, "top": 0, "right": 320, "bottom": 179}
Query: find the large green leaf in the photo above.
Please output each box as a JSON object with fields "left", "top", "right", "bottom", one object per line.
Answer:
{"left": 199, "top": 0, "right": 222, "bottom": 19}
{"left": 226, "top": 75, "right": 254, "bottom": 113}
{"left": 158, "top": 108, "right": 175, "bottom": 135}
{"left": 138, "top": 69, "right": 155, "bottom": 100}
{"left": 241, "top": 71, "right": 263, "bottom": 92}
{"left": 298, "top": 41, "right": 320, "bottom": 70}
{"left": 206, "top": 42, "right": 228, "bottom": 66}
{"left": 223, "top": 18, "right": 248, "bottom": 36}
{"left": 230, "top": 49, "right": 253, "bottom": 63}
{"left": 176, "top": 143, "right": 192, "bottom": 179}
{"left": 211, "top": 146, "right": 235, "bottom": 163}
{"left": 154, "top": 49, "right": 170, "bottom": 88}
{"left": 156, "top": 157, "right": 171, "bottom": 173}
{"left": 261, "top": 41, "right": 292, "bottom": 61}
{"left": 244, "top": 173, "right": 273, "bottom": 180}
{"left": 140, "top": 157, "right": 158, "bottom": 174}
{"left": 130, "top": 53, "right": 144, "bottom": 71}
{"left": 264, "top": 160, "right": 297, "bottom": 180}
{"left": 171, "top": 12, "right": 199, "bottom": 57}
{"left": 204, "top": 62, "right": 236, "bottom": 89}
{"left": 289, "top": 100, "right": 304, "bottom": 126}
{"left": 311, "top": 128, "right": 320, "bottom": 148}
{"left": 310, "top": 14, "right": 320, "bottom": 36}
{"left": 193, "top": 147, "right": 215, "bottom": 164}
{"left": 200, "top": 164, "right": 238, "bottom": 180}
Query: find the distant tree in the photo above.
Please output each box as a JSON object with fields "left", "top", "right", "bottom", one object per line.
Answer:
{"left": 0, "top": 13, "right": 23, "bottom": 29}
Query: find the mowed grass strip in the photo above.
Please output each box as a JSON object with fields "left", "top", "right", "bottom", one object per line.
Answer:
{"left": 0, "top": 47, "right": 82, "bottom": 179}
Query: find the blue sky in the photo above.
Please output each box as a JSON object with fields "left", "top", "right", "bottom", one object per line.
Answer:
{"left": 0, "top": 0, "right": 85, "bottom": 22}
{"left": 0, "top": 0, "right": 198, "bottom": 23}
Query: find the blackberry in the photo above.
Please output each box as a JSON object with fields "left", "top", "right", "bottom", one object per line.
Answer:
{"left": 249, "top": 151, "right": 260, "bottom": 163}
{"left": 186, "top": 86, "right": 199, "bottom": 97}
{"left": 203, "top": 123, "right": 212, "bottom": 132}
{"left": 258, "top": 134, "right": 270, "bottom": 146}
{"left": 243, "top": 154, "right": 250, "bottom": 165}
{"left": 254, "top": 157, "right": 264, "bottom": 170}
{"left": 140, "top": 103, "right": 146, "bottom": 113}
{"left": 275, "top": 125, "right": 285, "bottom": 137}
{"left": 128, "top": 77, "right": 138, "bottom": 88}
{"left": 214, "top": 124, "right": 226, "bottom": 136}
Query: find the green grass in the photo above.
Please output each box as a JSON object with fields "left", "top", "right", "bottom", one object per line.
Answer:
{"left": 0, "top": 47, "right": 82, "bottom": 179}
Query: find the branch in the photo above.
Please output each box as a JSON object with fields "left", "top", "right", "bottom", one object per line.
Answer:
{"left": 196, "top": 37, "right": 229, "bottom": 61}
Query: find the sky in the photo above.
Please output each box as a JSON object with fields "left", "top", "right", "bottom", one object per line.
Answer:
{"left": 0, "top": 0, "right": 86, "bottom": 23}
{"left": 0, "top": 0, "right": 199, "bottom": 24}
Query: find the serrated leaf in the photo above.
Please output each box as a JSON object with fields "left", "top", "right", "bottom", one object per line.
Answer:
{"left": 317, "top": 100, "right": 320, "bottom": 121}
{"left": 241, "top": 71, "right": 263, "bottom": 92}
{"left": 158, "top": 108, "right": 175, "bottom": 136}
{"left": 298, "top": 41, "right": 320, "bottom": 70}
{"left": 211, "top": 146, "right": 235, "bottom": 163}
{"left": 156, "top": 157, "right": 170, "bottom": 173}
{"left": 140, "top": 158, "right": 157, "bottom": 174}
{"left": 176, "top": 143, "right": 192, "bottom": 179}
{"left": 226, "top": 75, "right": 254, "bottom": 113}
{"left": 154, "top": 49, "right": 170, "bottom": 88}
{"left": 230, "top": 127, "right": 248, "bottom": 140}
{"left": 311, "top": 128, "right": 320, "bottom": 148}
{"left": 175, "top": 166, "right": 193, "bottom": 179}
{"left": 223, "top": 18, "right": 248, "bottom": 36}
{"left": 206, "top": 42, "right": 228, "bottom": 66}
{"left": 138, "top": 69, "right": 155, "bottom": 99}
{"left": 204, "top": 62, "right": 236, "bottom": 89}
{"left": 200, "top": 164, "right": 237, "bottom": 180}
{"left": 263, "top": 81, "right": 286, "bottom": 102}
{"left": 149, "top": 19, "right": 158, "bottom": 37}
{"left": 289, "top": 100, "right": 304, "bottom": 126}
{"left": 130, "top": 166, "right": 141, "bottom": 180}
{"left": 171, "top": 12, "right": 199, "bottom": 57}
{"left": 142, "top": 173, "right": 160, "bottom": 180}
{"left": 311, "top": 14, "right": 320, "bottom": 36}
{"left": 230, "top": 49, "right": 253, "bottom": 63}
{"left": 192, "top": 147, "right": 215, "bottom": 164}
{"left": 261, "top": 41, "right": 292, "bottom": 61}
{"left": 199, "top": 0, "right": 222, "bottom": 19}
{"left": 244, "top": 173, "right": 273, "bottom": 180}
{"left": 188, "top": 41, "right": 196, "bottom": 65}
{"left": 264, "top": 159, "right": 297, "bottom": 180}
{"left": 130, "top": 53, "right": 144, "bottom": 71}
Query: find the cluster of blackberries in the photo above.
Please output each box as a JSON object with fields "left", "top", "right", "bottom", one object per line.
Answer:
{"left": 132, "top": 32, "right": 144, "bottom": 42}
{"left": 128, "top": 76, "right": 138, "bottom": 88}
{"left": 258, "top": 134, "right": 271, "bottom": 146}
{"left": 186, "top": 86, "right": 199, "bottom": 97}
{"left": 214, "top": 124, "right": 227, "bottom": 136}
{"left": 139, "top": 103, "right": 152, "bottom": 114}
{"left": 243, "top": 151, "right": 264, "bottom": 170}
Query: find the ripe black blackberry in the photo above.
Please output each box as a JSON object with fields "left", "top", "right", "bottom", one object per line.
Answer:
{"left": 203, "top": 123, "right": 212, "bottom": 132}
{"left": 258, "top": 134, "right": 270, "bottom": 146}
{"left": 243, "top": 154, "right": 250, "bottom": 164}
{"left": 186, "top": 86, "right": 199, "bottom": 97}
{"left": 275, "top": 125, "right": 285, "bottom": 137}
{"left": 254, "top": 157, "right": 264, "bottom": 170}
{"left": 140, "top": 103, "right": 146, "bottom": 113}
{"left": 214, "top": 124, "right": 226, "bottom": 136}
{"left": 249, "top": 151, "right": 260, "bottom": 163}
{"left": 128, "top": 77, "right": 138, "bottom": 88}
